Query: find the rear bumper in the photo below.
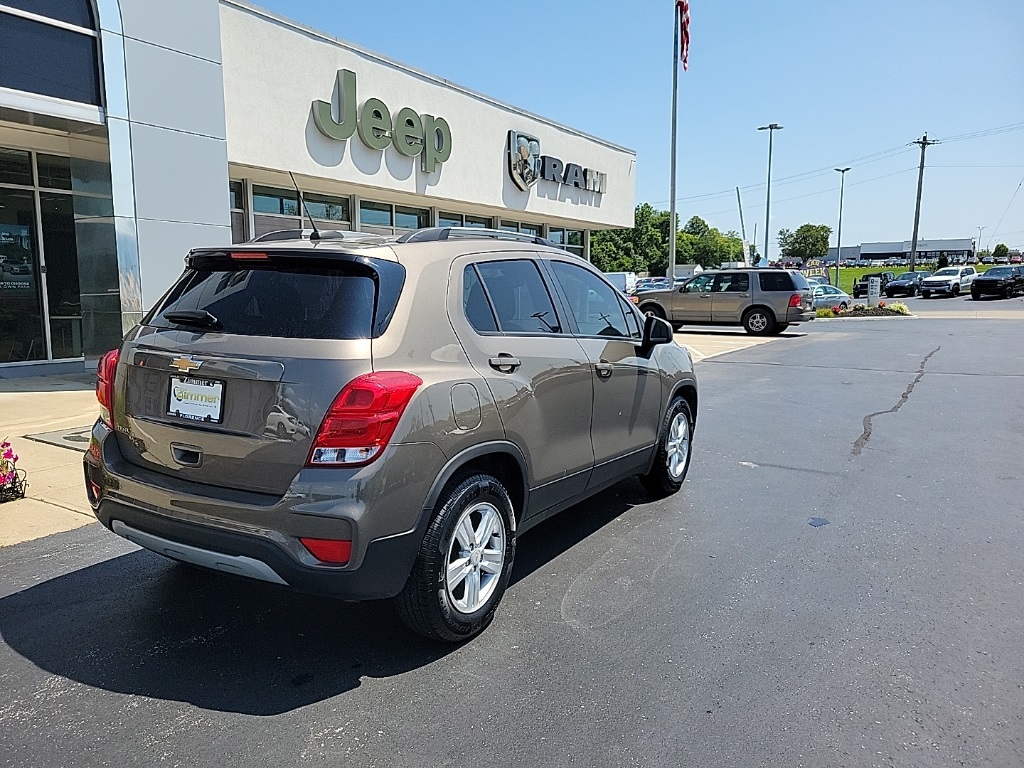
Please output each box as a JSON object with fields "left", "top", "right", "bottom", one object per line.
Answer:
{"left": 787, "top": 309, "right": 816, "bottom": 323}
{"left": 83, "top": 420, "right": 441, "bottom": 601}
{"left": 92, "top": 497, "right": 418, "bottom": 600}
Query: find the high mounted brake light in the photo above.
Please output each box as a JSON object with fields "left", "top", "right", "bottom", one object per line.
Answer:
{"left": 230, "top": 251, "right": 270, "bottom": 260}
{"left": 307, "top": 372, "right": 423, "bottom": 467}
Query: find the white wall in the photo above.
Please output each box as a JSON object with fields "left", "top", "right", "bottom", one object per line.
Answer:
{"left": 220, "top": 1, "right": 636, "bottom": 229}
{"left": 113, "top": 0, "right": 232, "bottom": 308}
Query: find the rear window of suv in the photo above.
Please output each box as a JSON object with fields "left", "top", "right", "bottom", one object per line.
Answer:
{"left": 149, "top": 263, "right": 377, "bottom": 339}
{"left": 759, "top": 272, "right": 802, "bottom": 291}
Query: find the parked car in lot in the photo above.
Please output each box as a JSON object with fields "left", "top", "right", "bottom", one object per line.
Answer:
{"left": 920, "top": 266, "right": 976, "bottom": 298}
{"left": 1010, "top": 255, "right": 1022, "bottom": 264}
{"left": 636, "top": 276, "right": 670, "bottom": 292}
{"left": 885, "top": 271, "right": 931, "bottom": 297}
{"left": 637, "top": 268, "right": 813, "bottom": 335}
{"left": 852, "top": 271, "right": 895, "bottom": 298}
{"left": 604, "top": 271, "right": 638, "bottom": 295}
{"left": 810, "top": 284, "right": 852, "bottom": 310}
{"left": 804, "top": 275, "right": 830, "bottom": 287}
{"left": 83, "top": 227, "right": 697, "bottom": 642}
{"left": 970, "top": 266, "right": 1024, "bottom": 299}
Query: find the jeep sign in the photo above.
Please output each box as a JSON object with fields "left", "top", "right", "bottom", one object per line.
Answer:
{"left": 312, "top": 70, "right": 452, "bottom": 173}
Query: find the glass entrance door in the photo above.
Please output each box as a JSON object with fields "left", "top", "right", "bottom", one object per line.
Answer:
{"left": 0, "top": 187, "right": 45, "bottom": 362}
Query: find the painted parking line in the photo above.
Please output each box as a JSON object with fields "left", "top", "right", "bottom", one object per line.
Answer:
{"left": 677, "top": 332, "right": 788, "bottom": 362}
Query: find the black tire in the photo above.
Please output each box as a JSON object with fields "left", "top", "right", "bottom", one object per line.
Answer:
{"left": 276, "top": 422, "right": 289, "bottom": 439}
{"left": 742, "top": 307, "right": 775, "bottom": 336}
{"left": 972, "top": 291, "right": 981, "bottom": 301}
{"left": 885, "top": 291, "right": 894, "bottom": 299}
{"left": 951, "top": 285, "right": 960, "bottom": 297}
{"left": 641, "top": 397, "right": 694, "bottom": 498}
{"left": 1002, "top": 287, "right": 1009, "bottom": 299}
{"left": 921, "top": 290, "right": 931, "bottom": 299}
{"left": 909, "top": 286, "right": 917, "bottom": 297}
{"left": 396, "top": 474, "right": 516, "bottom": 643}
{"left": 641, "top": 304, "right": 666, "bottom": 321}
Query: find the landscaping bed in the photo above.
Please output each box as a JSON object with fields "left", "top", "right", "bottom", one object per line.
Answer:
{"left": 816, "top": 302, "right": 911, "bottom": 319}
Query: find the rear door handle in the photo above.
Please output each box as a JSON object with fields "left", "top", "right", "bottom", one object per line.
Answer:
{"left": 488, "top": 354, "right": 521, "bottom": 373}
{"left": 595, "top": 360, "right": 613, "bottom": 379}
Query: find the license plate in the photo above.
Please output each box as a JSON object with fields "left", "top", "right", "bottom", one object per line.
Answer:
{"left": 168, "top": 376, "right": 224, "bottom": 423}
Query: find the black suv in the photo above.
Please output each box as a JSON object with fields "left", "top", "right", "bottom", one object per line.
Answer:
{"left": 885, "top": 271, "right": 931, "bottom": 298}
{"left": 853, "top": 271, "right": 895, "bottom": 299}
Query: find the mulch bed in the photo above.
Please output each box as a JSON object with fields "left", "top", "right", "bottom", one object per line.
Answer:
{"left": 836, "top": 307, "right": 909, "bottom": 317}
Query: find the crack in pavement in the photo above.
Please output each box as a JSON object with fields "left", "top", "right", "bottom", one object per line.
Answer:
{"left": 852, "top": 346, "right": 940, "bottom": 457}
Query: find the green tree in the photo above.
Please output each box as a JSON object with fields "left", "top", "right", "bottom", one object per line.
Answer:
{"left": 777, "top": 223, "right": 832, "bottom": 263}
{"left": 993, "top": 243, "right": 1010, "bottom": 261}
{"left": 682, "top": 216, "right": 710, "bottom": 238}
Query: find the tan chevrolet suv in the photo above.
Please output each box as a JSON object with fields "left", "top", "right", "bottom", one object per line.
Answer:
{"left": 637, "top": 268, "right": 814, "bottom": 335}
{"left": 84, "top": 228, "right": 698, "bottom": 642}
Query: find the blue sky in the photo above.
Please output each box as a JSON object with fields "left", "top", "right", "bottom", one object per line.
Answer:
{"left": 256, "top": 0, "right": 1024, "bottom": 254}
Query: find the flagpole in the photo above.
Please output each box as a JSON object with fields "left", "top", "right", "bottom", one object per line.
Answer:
{"left": 667, "top": 2, "right": 680, "bottom": 284}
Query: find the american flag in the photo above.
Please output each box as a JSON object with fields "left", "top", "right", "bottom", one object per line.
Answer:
{"left": 677, "top": 0, "right": 690, "bottom": 70}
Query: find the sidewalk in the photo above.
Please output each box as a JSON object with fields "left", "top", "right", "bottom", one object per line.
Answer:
{"left": 0, "top": 331, "right": 785, "bottom": 548}
{"left": 0, "top": 373, "right": 98, "bottom": 546}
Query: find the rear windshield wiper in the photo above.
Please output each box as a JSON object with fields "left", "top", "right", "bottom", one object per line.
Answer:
{"left": 162, "top": 309, "right": 222, "bottom": 331}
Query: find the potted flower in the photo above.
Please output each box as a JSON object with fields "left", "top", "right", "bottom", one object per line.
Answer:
{"left": 0, "top": 438, "right": 26, "bottom": 503}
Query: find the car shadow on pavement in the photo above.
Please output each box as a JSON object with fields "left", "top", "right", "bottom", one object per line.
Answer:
{"left": 0, "top": 483, "right": 646, "bottom": 716}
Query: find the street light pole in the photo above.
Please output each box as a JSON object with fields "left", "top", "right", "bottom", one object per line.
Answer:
{"left": 834, "top": 167, "right": 850, "bottom": 288}
{"left": 758, "top": 123, "right": 783, "bottom": 263}
{"left": 976, "top": 225, "right": 986, "bottom": 262}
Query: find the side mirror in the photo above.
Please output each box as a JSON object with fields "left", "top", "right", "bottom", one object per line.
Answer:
{"left": 642, "top": 313, "right": 673, "bottom": 349}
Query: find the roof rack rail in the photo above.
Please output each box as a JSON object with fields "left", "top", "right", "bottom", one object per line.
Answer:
{"left": 251, "top": 229, "right": 387, "bottom": 244}
{"left": 394, "top": 227, "right": 556, "bottom": 247}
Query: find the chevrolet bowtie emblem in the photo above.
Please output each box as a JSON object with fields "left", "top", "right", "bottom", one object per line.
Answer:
{"left": 170, "top": 355, "right": 202, "bottom": 373}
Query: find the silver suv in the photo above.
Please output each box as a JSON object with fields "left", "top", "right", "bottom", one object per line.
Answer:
{"left": 84, "top": 228, "right": 698, "bottom": 642}
{"left": 636, "top": 269, "right": 814, "bottom": 335}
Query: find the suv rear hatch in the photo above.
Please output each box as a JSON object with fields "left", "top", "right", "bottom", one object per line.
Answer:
{"left": 113, "top": 247, "right": 404, "bottom": 496}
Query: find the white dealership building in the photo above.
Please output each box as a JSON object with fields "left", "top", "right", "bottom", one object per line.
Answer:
{"left": 0, "top": 0, "right": 636, "bottom": 375}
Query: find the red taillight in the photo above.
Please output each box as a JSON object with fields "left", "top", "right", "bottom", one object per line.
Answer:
{"left": 307, "top": 372, "right": 423, "bottom": 467}
{"left": 230, "top": 251, "right": 269, "bottom": 260}
{"left": 96, "top": 349, "right": 119, "bottom": 427}
{"left": 788, "top": 293, "right": 803, "bottom": 308}
{"left": 300, "top": 538, "right": 352, "bottom": 565}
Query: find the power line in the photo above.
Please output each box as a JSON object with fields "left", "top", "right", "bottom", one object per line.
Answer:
{"left": 986, "top": 174, "right": 1024, "bottom": 247}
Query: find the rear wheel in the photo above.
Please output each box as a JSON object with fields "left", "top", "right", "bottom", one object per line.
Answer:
{"left": 742, "top": 307, "right": 775, "bottom": 335}
{"left": 641, "top": 398, "right": 693, "bottom": 498}
{"left": 396, "top": 474, "right": 516, "bottom": 642}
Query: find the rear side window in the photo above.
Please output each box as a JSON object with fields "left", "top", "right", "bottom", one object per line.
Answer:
{"left": 471, "top": 260, "right": 561, "bottom": 334}
{"left": 715, "top": 273, "right": 749, "bottom": 292}
{"left": 759, "top": 272, "right": 796, "bottom": 291}
{"left": 150, "top": 265, "right": 376, "bottom": 339}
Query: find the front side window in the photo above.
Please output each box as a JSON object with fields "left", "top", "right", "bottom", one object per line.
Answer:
{"left": 549, "top": 261, "right": 629, "bottom": 338}
{"left": 474, "top": 260, "right": 560, "bottom": 334}
{"left": 684, "top": 274, "right": 715, "bottom": 293}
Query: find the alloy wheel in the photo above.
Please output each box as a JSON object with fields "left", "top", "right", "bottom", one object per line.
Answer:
{"left": 666, "top": 412, "right": 691, "bottom": 480}
{"left": 445, "top": 502, "right": 506, "bottom": 614}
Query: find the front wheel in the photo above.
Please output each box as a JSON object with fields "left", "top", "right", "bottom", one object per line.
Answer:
{"left": 972, "top": 290, "right": 981, "bottom": 301}
{"left": 951, "top": 285, "right": 960, "bottom": 297}
{"left": 909, "top": 286, "right": 917, "bottom": 297}
{"left": 921, "top": 290, "right": 931, "bottom": 299}
{"left": 742, "top": 307, "right": 775, "bottom": 335}
{"left": 641, "top": 397, "right": 693, "bottom": 498}
{"left": 396, "top": 474, "right": 516, "bottom": 642}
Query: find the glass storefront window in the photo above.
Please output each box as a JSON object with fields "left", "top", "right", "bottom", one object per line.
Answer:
{"left": 0, "top": 12, "right": 101, "bottom": 105}
{"left": 395, "top": 206, "right": 429, "bottom": 229}
{"left": 547, "top": 228, "right": 565, "bottom": 245}
{"left": 37, "top": 154, "right": 72, "bottom": 190}
{"left": 567, "top": 230, "right": 583, "bottom": 247}
{"left": 2, "top": 0, "right": 94, "bottom": 28}
{"left": 229, "top": 181, "right": 243, "bottom": 211}
{"left": 438, "top": 212, "right": 463, "bottom": 227}
{"left": 521, "top": 223, "right": 541, "bottom": 237}
{"left": 253, "top": 186, "right": 299, "bottom": 216}
{"left": 0, "top": 148, "right": 32, "bottom": 186}
{"left": 500, "top": 221, "right": 519, "bottom": 232}
{"left": 39, "top": 192, "right": 82, "bottom": 358}
{"left": 464, "top": 215, "right": 491, "bottom": 228}
{"left": 0, "top": 189, "right": 45, "bottom": 362}
{"left": 359, "top": 200, "right": 393, "bottom": 227}
{"left": 305, "top": 193, "right": 349, "bottom": 222}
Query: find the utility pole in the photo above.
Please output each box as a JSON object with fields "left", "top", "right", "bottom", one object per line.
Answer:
{"left": 758, "top": 124, "right": 783, "bottom": 263}
{"left": 976, "top": 225, "right": 986, "bottom": 262}
{"left": 908, "top": 133, "right": 939, "bottom": 272}
{"left": 834, "top": 167, "right": 851, "bottom": 288}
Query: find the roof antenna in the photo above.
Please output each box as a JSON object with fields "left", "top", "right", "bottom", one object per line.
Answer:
{"left": 289, "top": 171, "right": 321, "bottom": 241}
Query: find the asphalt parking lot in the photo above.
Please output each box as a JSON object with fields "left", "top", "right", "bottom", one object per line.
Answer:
{"left": 2, "top": 309, "right": 1023, "bottom": 767}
